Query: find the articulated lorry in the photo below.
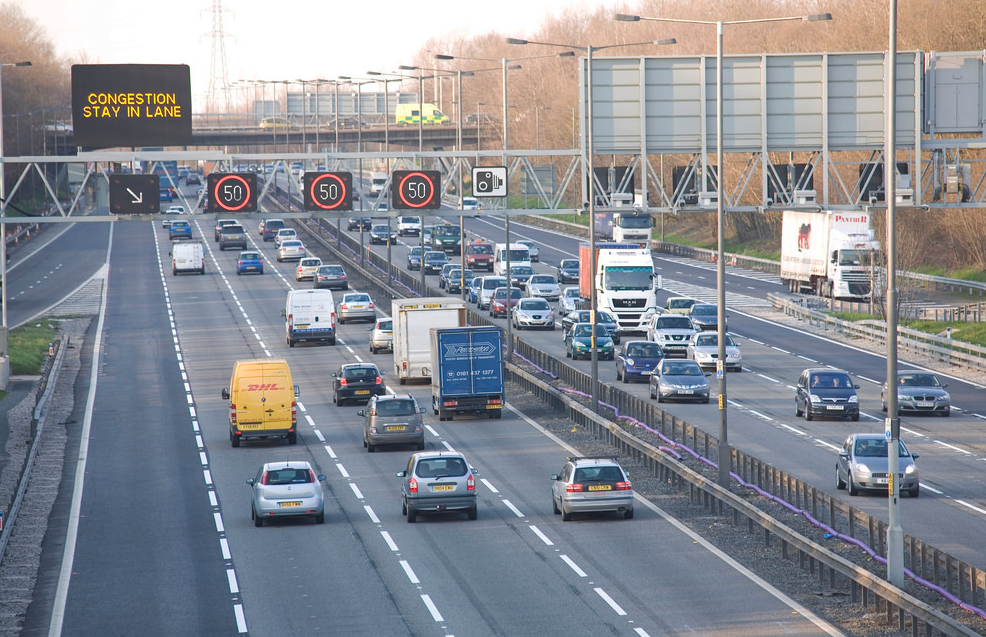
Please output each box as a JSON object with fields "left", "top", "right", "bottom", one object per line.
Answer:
{"left": 392, "top": 297, "right": 466, "bottom": 384}
{"left": 579, "top": 242, "right": 660, "bottom": 335}
{"left": 779, "top": 210, "right": 880, "bottom": 300}
{"left": 429, "top": 326, "right": 504, "bottom": 421}
{"left": 593, "top": 195, "right": 653, "bottom": 245}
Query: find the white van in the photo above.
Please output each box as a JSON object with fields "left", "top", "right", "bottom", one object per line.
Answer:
{"left": 493, "top": 243, "right": 531, "bottom": 277}
{"left": 397, "top": 216, "right": 421, "bottom": 236}
{"left": 369, "top": 172, "right": 388, "bottom": 194}
{"left": 283, "top": 289, "right": 336, "bottom": 347}
{"left": 170, "top": 240, "right": 205, "bottom": 275}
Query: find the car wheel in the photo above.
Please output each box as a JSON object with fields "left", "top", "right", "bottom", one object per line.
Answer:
{"left": 287, "top": 431, "right": 297, "bottom": 445}
{"left": 851, "top": 413, "right": 859, "bottom": 422}
{"left": 315, "top": 512, "right": 325, "bottom": 524}
{"left": 288, "top": 338, "right": 294, "bottom": 348}
{"left": 467, "top": 505, "right": 478, "bottom": 521}
{"left": 835, "top": 466, "right": 846, "bottom": 490}
{"left": 881, "top": 400, "right": 887, "bottom": 412}
{"left": 624, "top": 508, "right": 634, "bottom": 520}
{"left": 657, "top": 392, "right": 665, "bottom": 403}
{"left": 561, "top": 507, "right": 572, "bottom": 522}
{"left": 615, "top": 368, "right": 622, "bottom": 381}
{"left": 649, "top": 386, "right": 656, "bottom": 399}
{"left": 942, "top": 408, "right": 950, "bottom": 417}
{"left": 552, "top": 496, "right": 560, "bottom": 515}
{"left": 406, "top": 507, "right": 417, "bottom": 523}
{"left": 910, "top": 485, "right": 920, "bottom": 497}
{"left": 417, "top": 441, "right": 425, "bottom": 450}
{"left": 253, "top": 507, "right": 263, "bottom": 527}
{"left": 702, "top": 397, "right": 710, "bottom": 404}
{"left": 795, "top": 401, "right": 803, "bottom": 417}
{"left": 401, "top": 498, "right": 407, "bottom": 516}
{"left": 805, "top": 407, "right": 813, "bottom": 421}
{"left": 847, "top": 473, "right": 859, "bottom": 496}
{"left": 230, "top": 430, "right": 240, "bottom": 448}
{"left": 367, "top": 442, "right": 375, "bottom": 452}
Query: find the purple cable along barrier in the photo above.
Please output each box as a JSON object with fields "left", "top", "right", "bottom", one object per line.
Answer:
{"left": 543, "top": 382, "right": 986, "bottom": 622}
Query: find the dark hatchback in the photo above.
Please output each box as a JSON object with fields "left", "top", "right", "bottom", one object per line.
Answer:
{"left": 556, "top": 259, "right": 580, "bottom": 284}
{"left": 332, "top": 363, "right": 386, "bottom": 406}
{"left": 795, "top": 368, "right": 860, "bottom": 421}
{"left": 615, "top": 340, "right": 665, "bottom": 383}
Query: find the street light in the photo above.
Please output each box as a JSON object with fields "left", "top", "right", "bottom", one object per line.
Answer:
{"left": 614, "top": 11, "right": 831, "bottom": 489}
{"left": 508, "top": 36, "right": 675, "bottom": 411}
{"left": 436, "top": 50, "right": 574, "bottom": 362}
{"left": 1, "top": 59, "right": 32, "bottom": 334}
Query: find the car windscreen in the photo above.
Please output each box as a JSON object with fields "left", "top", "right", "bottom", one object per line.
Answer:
{"left": 658, "top": 317, "right": 693, "bottom": 329}
{"left": 530, "top": 276, "right": 554, "bottom": 284}
{"left": 520, "top": 299, "right": 550, "bottom": 310}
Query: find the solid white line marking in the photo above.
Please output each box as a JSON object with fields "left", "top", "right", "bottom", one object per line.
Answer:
{"left": 594, "top": 588, "right": 627, "bottom": 615}
{"left": 560, "top": 555, "right": 587, "bottom": 577}
{"left": 529, "top": 525, "right": 554, "bottom": 546}
{"left": 381, "top": 531, "right": 399, "bottom": 552}
{"left": 421, "top": 594, "right": 444, "bottom": 621}
{"left": 400, "top": 560, "right": 420, "bottom": 584}
{"left": 956, "top": 500, "right": 986, "bottom": 515}
{"left": 934, "top": 440, "right": 972, "bottom": 454}
{"left": 756, "top": 373, "right": 780, "bottom": 383}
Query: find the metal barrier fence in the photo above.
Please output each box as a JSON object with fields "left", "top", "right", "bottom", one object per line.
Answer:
{"left": 293, "top": 214, "right": 986, "bottom": 634}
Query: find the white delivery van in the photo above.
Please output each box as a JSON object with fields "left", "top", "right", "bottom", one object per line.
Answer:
{"left": 170, "top": 240, "right": 205, "bottom": 275}
{"left": 392, "top": 298, "right": 466, "bottom": 384}
{"left": 283, "top": 289, "right": 336, "bottom": 347}
{"left": 493, "top": 243, "right": 531, "bottom": 277}
{"left": 369, "top": 172, "right": 388, "bottom": 194}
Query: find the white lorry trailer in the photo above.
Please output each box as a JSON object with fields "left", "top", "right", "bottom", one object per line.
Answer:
{"left": 779, "top": 210, "right": 879, "bottom": 300}
{"left": 579, "top": 242, "right": 660, "bottom": 335}
{"left": 392, "top": 297, "right": 466, "bottom": 384}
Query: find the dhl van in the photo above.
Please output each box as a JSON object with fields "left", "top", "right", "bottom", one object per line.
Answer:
{"left": 395, "top": 103, "right": 449, "bottom": 125}
{"left": 221, "top": 359, "right": 300, "bottom": 447}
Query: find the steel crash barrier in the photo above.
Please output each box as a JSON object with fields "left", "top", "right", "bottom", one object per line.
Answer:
{"left": 292, "top": 215, "right": 986, "bottom": 635}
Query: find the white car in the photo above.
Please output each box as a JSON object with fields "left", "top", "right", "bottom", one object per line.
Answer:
{"left": 517, "top": 240, "right": 539, "bottom": 262}
{"left": 686, "top": 331, "right": 743, "bottom": 372}
{"left": 527, "top": 274, "right": 561, "bottom": 301}
{"left": 274, "top": 228, "right": 298, "bottom": 248}
{"left": 645, "top": 314, "right": 697, "bottom": 359}
{"left": 512, "top": 298, "right": 555, "bottom": 330}
{"left": 295, "top": 257, "right": 323, "bottom": 281}
{"left": 161, "top": 205, "right": 186, "bottom": 228}
{"left": 462, "top": 196, "right": 479, "bottom": 210}
{"left": 397, "top": 216, "right": 421, "bottom": 236}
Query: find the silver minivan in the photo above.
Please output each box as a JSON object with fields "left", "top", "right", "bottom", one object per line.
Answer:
{"left": 358, "top": 395, "right": 425, "bottom": 452}
{"left": 397, "top": 451, "right": 478, "bottom": 523}
{"left": 477, "top": 276, "right": 508, "bottom": 310}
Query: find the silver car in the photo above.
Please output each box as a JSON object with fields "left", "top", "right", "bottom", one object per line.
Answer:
{"left": 368, "top": 317, "right": 393, "bottom": 353}
{"left": 527, "top": 274, "right": 561, "bottom": 301}
{"left": 247, "top": 461, "right": 326, "bottom": 526}
{"left": 881, "top": 371, "right": 950, "bottom": 416}
{"left": 646, "top": 314, "right": 697, "bottom": 358}
{"left": 559, "top": 286, "right": 583, "bottom": 314}
{"left": 551, "top": 457, "right": 633, "bottom": 521}
{"left": 686, "top": 332, "right": 742, "bottom": 372}
{"left": 397, "top": 451, "right": 479, "bottom": 523}
{"left": 512, "top": 298, "right": 555, "bottom": 330}
{"left": 648, "top": 359, "right": 711, "bottom": 403}
{"left": 358, "top": 394, "right": 426, "bottom": 452}
{"left": 517, "top": 239, "right": 539, "bottom": 262}
{"left": 338, "top": 292, "right": 376, "bottom": 324}
{"left": 276, "top": 240, "right": 306, "bottom": 262}
{"left": 836, "top": 433, "right": 920, "bottom": 497}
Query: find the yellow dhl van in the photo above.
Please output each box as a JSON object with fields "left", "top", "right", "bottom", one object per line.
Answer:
{"left": 395, "top": 103, "right": 449, "bottom": 125}
{"left": 221, "top": 359, "right": 300, "bottom": 447}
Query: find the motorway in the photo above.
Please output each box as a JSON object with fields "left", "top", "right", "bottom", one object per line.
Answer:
{"left": 8, "top": 187, "right": 984, "bottom": 635}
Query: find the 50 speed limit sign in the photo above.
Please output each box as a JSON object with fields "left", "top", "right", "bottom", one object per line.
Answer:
{"left": 206, "top": 173, "right": 258, "bottom": 212}
{"left": 391, "top": 170, "right": 441, "bottom": 209}
{"left": 304, "top": 172, "right": 352, "bottom": 211}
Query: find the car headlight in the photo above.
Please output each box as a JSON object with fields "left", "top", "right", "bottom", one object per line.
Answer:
{"left": 854, "top": 463, "right": 871, "bottom": 475}
{"left": 625, "top": 358, "right": 635, "bottom": 366}
{"left": 939, "top": 394, "right": 950, "bottom": 402}
{"left": 904, "top": 465, "right": 917, "bottom": 475}
{"left": 808, "top": 393, "right": 821, "bottom": 403}
{"left": 848, "top": 395, "right": 858, "bottom": 403}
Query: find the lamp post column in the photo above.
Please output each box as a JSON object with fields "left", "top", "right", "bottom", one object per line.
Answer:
{"left": 501, "top": 57, "right": 513, "bottom": 363}
{"left": 587, "top": 46, "right": 600, "bottom": 414}
{"left": 714, "top": 22, "right": 730, "bottom": 488}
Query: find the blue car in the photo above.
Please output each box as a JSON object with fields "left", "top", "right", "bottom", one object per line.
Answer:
{"left": 236, "top": 250, "right": 264, "bottom": 275}
{"left": 159, "top": 188, "right": 173, "bottom": 202}
{"left": 467, "top": 277, "right": 483, "bottom": 304}
{"left": 407, "top": 246, "right": 423, "bottom": 271}
{"left": 615, "top": 340, "right": 665, "bottom": 383}
{"left": 168, "top": 221, "right": 192, "bottom": 240}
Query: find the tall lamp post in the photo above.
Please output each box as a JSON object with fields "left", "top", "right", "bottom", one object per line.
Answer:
{"left": 507, "top": 36, "right": 674, "bottom": 411}
{"left": 1, "top": 60, "right": 32, "bottom": 333}
{"left": 435, "top": 51, "right": 573, "bottom": 362}
{"left": 615, "top": 11, "right": 831, "bottom": 487}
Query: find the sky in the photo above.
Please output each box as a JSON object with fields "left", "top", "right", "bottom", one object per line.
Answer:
{"left": 19, "top": 0, "right": 614, "bottom": 105}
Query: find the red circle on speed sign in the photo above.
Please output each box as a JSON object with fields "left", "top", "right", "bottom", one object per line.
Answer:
{"left": 309, "top": 173, "right": 348, "bottom": 210}
{"left": 213, "top": 173, "right": 253, "bottom": 211}
{"left": 397, "top": 171, "right": 436, "bottom": 209}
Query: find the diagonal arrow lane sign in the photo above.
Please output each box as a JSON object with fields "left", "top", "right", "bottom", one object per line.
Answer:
{"left": 126, "top": 188, "right": 143, "bottom": 204}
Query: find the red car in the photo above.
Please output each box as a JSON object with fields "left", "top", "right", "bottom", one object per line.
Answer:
{"left": 465, "top": 241, "right": 495, "bottom": 272}
{"left": 488, "top": 286, "right": 523, "bottom": 318}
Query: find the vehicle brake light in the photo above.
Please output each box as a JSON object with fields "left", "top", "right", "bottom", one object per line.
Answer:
{"left": 287, "top": 313, "right": 293, "bottom": 328}
{"left": 466, "top": 474, "right": 475, "bottom": 491}
{"left": 408, "top": 477, "right": 418, "bottom": 493}
{"left": 615, "top": 481, "right": 632, "bottom": 491}
{"left": 567, "top": 483, "right": 584, "bottom": 493}
{"left": 237, "top": 260, "right": 243, "bottom": 265}
{"left": 340, "top": 303, "right": 348, "bottom": 310}
{"left": 229, "top": 403, "right": 237, "bottom": 424}
{"left": 368, "top": 301, "right": 374, "bottom": 309}
{"left": 339, "top": 378, "right": 348, "bottom": 386}
{"left": 375, "top": 376, "right": 382, "bottom": 385}
{"left": 291, "top": 400, "right": 297, "bottom": 424}
{"left": 261, "top": 472, "right": 268, "bottom": 485}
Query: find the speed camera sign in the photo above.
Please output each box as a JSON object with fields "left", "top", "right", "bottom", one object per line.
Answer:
{"left": 472, "top": 166, "right": 507, "bottom": 197}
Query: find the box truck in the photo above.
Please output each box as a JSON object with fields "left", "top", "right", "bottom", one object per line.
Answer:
{"left": 593, "top": 199, "right": 652, "bottom": 245}
{"left": 579, "top": 242, "right": 659, "bottom": 334}
{"left": 779, "top": 210, "right": 880, "bottom": 300}
{"left": 392, "top": 297, "right": 466, "bottom": 384}
{"left": 429, "top": 326, "right": 504, "bottom": 421}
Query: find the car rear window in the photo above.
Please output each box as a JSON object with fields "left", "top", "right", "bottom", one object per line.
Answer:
{"left": 345, "top": 367, "right": 376, "bottom": 379}
{"left": 376, "top": 400, "right": 416, "bottom": 416}
{"left": 265, "top": 468, "right": 313, "bottom": 484}
{"left": 415, "top": 457, "right": 467, "bottom": 477}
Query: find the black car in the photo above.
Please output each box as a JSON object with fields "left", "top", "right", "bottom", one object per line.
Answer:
{"left": 186, "top": 173, "right": 201, "bottom": 185}
{"left": 795, "top": 368, "right": 860, "bottom": 421}
{"left": 556, "top": 259, "right": 580, "bottom": 284}
{"left": 332, "top": 363, "right": 386, "bottom": 406}
{"left": 446, "top": 268, "right": 474, "bottom": 294}
{"left": 347, "top": 217, "right": 372, "bottom": 231}
{"left": 369, "top": 224, "right": 397, "bottom": 245}
{"left": 423, "top": 251, "right": 450, "bottom": 274}
{"left": 407, "top": 246, "right": 423, "bottom": 271}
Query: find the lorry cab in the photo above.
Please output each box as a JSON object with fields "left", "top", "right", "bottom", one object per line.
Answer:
{"left": 493, "top": 243, "right": 531, "bottom": 277}
{"left": 222, "top": 359, "right": 300, "bottom": 447}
